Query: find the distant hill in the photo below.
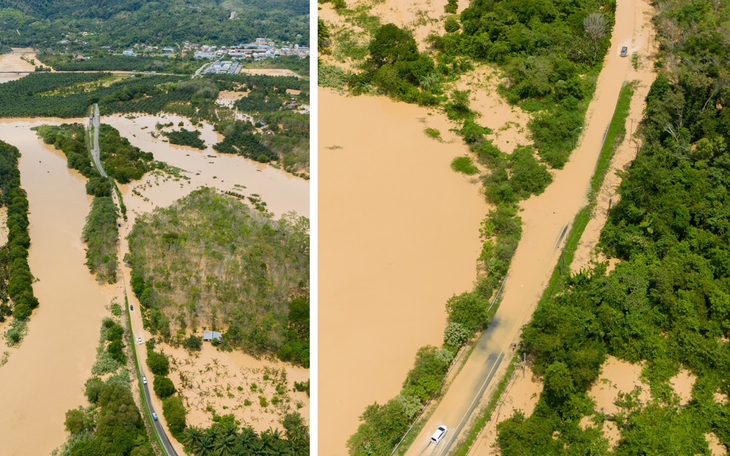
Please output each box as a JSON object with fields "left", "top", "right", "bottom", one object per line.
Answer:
{"left": 0, "top": 0, "right": 308, "bottom": 48}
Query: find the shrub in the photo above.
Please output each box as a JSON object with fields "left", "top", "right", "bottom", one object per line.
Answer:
{"left": 451, "top": 156, "right": 479, "bottom": 175}
{"left": 445, "top": 292, "right": 489, "bottom": 331}
{"left": 162, "top": 396, "right": 187, "bottom": 439}
{"left": 146, "top": 350, "right": 169, "bottom": 376}
{"left": 153, "top": 375, "right": 176, "bottom": 399}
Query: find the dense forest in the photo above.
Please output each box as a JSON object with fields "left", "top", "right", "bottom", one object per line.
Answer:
{"left": 0, "top": 0, "right": 308, "bottom": 48}
{"left": 0, "top": 140, "right": 38, "bottom": 344}
{"left": 60, "top": 317, "right": 153, "bottom": 455}
{"left": 494, "top": 0, "right": 730, "bottom": 454}
{"left": 127, "top": 188, "right": 310, "bottom": 366}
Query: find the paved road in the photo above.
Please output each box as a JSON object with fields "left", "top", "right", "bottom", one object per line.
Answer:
{"left": 87, "top": 107, "right": 178, "bottom": 456}
{"left": 91, "top": 104, "right": 107, "bottom": 178}
{"left": 140, "top": 366, "right": 179, "bottom": 456}
{"left": 404, "top": 0, "right": 638, "bottom": 454}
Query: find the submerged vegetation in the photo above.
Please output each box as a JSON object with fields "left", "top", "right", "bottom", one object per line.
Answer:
{"left": 2, "top": 72, "right": 310, "bottom": 174}
{"left": 82, "top": 197, "right": 119, "bottom": 283}
{"left": 330, "top": 0, "right": 619, "bottom": 453}
{"left": 494, "top": 0, "right": 730, "bottom": 454}
{"left": 162, "top": 128, "right": 206, "bottom": 150}
{"left": 58, "top": 317, "right": 152, "bottom": 455}
{"left": 127, "top": 188, "right": 309, "bottom": 365}
{"left": 0, "top": 141, "right": 37, "bottom": 343}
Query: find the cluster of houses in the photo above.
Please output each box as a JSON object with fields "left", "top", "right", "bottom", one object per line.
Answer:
{"left": 191, "top": 39, "right": 309, "bottom": 61}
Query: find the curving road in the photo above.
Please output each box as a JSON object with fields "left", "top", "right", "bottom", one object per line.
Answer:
{"left": 87, "top": 107, "right": 178, "bottom": 456}
{"left": 405, "top": 0, "right": 640, "bottom": 453}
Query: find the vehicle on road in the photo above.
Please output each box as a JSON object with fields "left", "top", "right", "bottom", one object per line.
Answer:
{"left": 143, "top": 376, "right": 147, "bottom": 385}
{"left": 620, "top": 46, "right": 628, "bottom": 57}
{"left": 130, "top": 304, "right": 133, "bottom": 311}
{"left": 431, "top": 425, "right": 448, "bottom": 444}
{"left": 153, "top": 412, "right": 158, "bottom": 421}
{"left": 138, "top": 337, "right": 143, "bottom": 345}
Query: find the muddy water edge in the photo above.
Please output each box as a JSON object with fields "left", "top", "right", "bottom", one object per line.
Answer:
{"left": 319, "top": 89, "right": 487, "bottom": 455}
{"left": 0, "top": 119, "right": 110, "bottom": 455}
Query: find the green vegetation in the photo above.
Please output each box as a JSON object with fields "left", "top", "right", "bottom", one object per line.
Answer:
{"left": 37, "top": 53, "right": 199, "bottom": 74}
{"left": 58, "top": 317, "right": 152, "bottom": 455}
{"left": 36, "top": 123, "right": 155, "bottom": 185}
{"left": 450, "top": 156, "right": 478, "bottom": 175}
{"left": 127, "top": 188, "right": 309, "bottom": 365}
{"left": 495, "top": 1, "right": 730, "bottom": 453}
{"left": 162, "top": 396, "right": 187, "bottom": 440}
{"left": 181, "top": 412, "right": 309, "bottom": 455}
{"left": 0, "top": 0, "right": 308, "bottom": 49}
{"left": 98, "top": 124, "right": 155, "bottom": 183}
{"left": 162, "top": 128, "right": 206, "bottom": 150}
{"left": 82, "top": 197, "right": 118, "bottom": 283}
{"left": 0, "top": 141, "right": 38, "bottom": 333}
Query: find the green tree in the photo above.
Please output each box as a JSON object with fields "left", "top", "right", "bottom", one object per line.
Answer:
{"left": 163, "top": 396, "right": 187, "bottom": 439}
{"left": 369, "top": 24, "right": 418, "bottom": 67}
{"left": 153, "top": 375, "right": 176, "bottom": 399}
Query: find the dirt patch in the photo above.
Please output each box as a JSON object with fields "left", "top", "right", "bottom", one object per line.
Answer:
{"left": 589, "top": 356, "right": 651, "bottom": 416}
{"left": 157, "top": 343, "right": 309, "bottom": 434}
{"left": 238, "top": 68, "right": 300, "bottom": 78}
{"left": 453, "top": 64, "right": 531, "bottom": 154}
{"left": 468, "top": 366, "right": 543, "bottom": 455}
{"left": 706, "top": 432, "right": 728, "bottom": 456}
{"left": 0, "top": 207, "right": 8, "bottom": 246}
{"left": 669, "top": 369, "right": 695, "bottom": 406}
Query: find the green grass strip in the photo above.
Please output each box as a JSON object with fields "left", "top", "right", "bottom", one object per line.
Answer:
{"left": 452, "top": 81, "right": 636, "bottom": 455}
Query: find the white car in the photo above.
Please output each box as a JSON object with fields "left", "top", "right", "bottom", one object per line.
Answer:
{"left": 431, "top": 425, "right": 448, "bottom": 444}
{"left": 138, "top": 337, "right": 143, "bottom": 345}
{"left": 143, "top": 376, "right": 147, "bottom": 385}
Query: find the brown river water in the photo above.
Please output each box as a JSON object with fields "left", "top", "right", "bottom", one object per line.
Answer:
{"left": 319, "top": 90, "right": 487, "bottom": 455}
{"left": 0, "top": 112, "right": 309, "bottom": 454}
{"left": 0, "top": 119, "right": 111, "bottom": 455}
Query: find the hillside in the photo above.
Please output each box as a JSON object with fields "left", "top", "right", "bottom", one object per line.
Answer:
{"left": 127, "top": 188, "right": 309, "bottom": 365}
{"left": 0, "top": 0, "right": 308, "bottom": 48}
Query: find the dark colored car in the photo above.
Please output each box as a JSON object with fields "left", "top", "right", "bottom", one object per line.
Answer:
{"left": 620, "top": 46, "right": 628, "bottom": 57}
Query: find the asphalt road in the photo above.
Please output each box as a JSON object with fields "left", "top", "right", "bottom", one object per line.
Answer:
{"left": 87, "top": 108, "right": 178, "bottom": 456}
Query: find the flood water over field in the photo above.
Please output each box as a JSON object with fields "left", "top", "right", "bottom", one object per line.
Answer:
{"left": 319, "top": 90, "right": 487, "bottom": 455}
{"left": 0, "top": 119, "right": 110, "bottom": 455}
{"left": 0, "top": 113, "right": 309, "bottom": 453}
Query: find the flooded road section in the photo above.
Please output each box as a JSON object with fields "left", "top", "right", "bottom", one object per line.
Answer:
{"left": 105, "top": 114, "right": 309, "bottom": 218}
{"left": 0, "top": 119, "right": 110, "bottom": 455}
{"left": 407, "top": 0, "right": 641, "bottom": 453}
{"left": 319, "top": 90, "right": 487, "bottom": 455}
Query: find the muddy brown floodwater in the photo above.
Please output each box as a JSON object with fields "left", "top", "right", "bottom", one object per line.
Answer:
{"left": 319, "top": 89, "right": 487, "bottom": 455}
{"left": 0, "top": 49, "right": 37, "bottom": 84}
{"left": 407, "top": 0, "right": 644, "bottom": 453}
{"left": 0, "top": 119, "right": 111, "bottom": 455}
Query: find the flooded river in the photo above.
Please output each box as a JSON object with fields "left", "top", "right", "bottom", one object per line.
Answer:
{"left": 0, "top": 118, "right": 110, "bottom": 455}
{"left": 0, "top": 112, "right": 309, "bottom": 453}
{"left": 319, "top": 90, "right": 487, "bottom": 454}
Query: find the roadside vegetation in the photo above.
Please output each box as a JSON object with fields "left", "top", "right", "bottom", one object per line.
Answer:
{"left": 494, "top": 1, "right": 730, "bottom": 453}
{"left": 331, "top": 0, "right": 620, "bottom": 453}
{"left": 0, "top": 140, "right": 38, "bottom": 346}
{"left": 57, "top": 315, "right": 153, "bottom": 455}
{"left": 82, "top": 197, "right": 119, "bottom": 283}
{"left": 127, "top": 188, "right": 309, "bottom": 366}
